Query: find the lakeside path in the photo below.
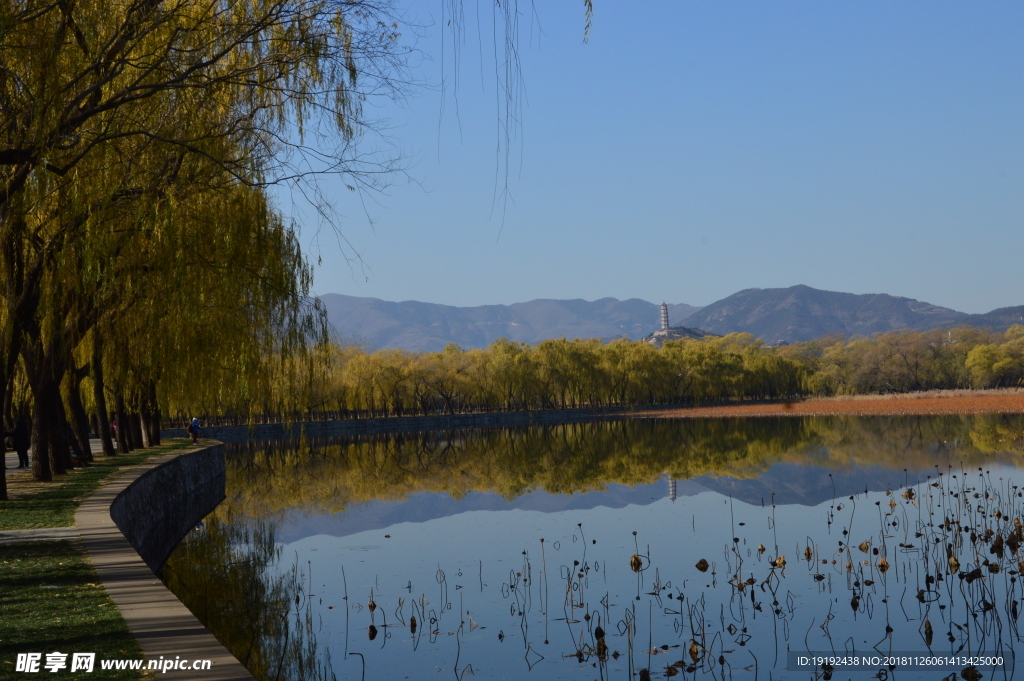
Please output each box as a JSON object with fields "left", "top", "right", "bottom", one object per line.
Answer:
{"left": 75, "top": 444, "right": 255, "bottom": 680}
{"left": 644, "top": 392, "right": 1024, "bottom": 419}
{"left": 1, "top": 442, "right": 254, "bottom": 680}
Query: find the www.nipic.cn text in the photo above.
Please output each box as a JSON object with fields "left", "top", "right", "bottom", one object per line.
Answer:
{"left": 14, "top": 652, "right": 213, "bottom": 674}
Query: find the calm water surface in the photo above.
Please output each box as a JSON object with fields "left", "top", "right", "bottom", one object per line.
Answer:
{"left": 162, "top": 415, "right": 1024, "bottom": 681}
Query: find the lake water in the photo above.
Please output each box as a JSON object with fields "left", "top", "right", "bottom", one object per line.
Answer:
{"left": 161, "top": 415, "right": 1024, "bottom": 681}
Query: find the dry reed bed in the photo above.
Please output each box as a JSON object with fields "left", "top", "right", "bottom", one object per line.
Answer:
{"left": 650, "top": 390, "right": 1024, "bottom": 419}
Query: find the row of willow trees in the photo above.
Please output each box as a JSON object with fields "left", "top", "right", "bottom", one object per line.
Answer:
{"left": 183, "top": 324, "right": 1024, "bottom": 423}
{"left": 0, "top": 0, "right": 412, "bottom": 496}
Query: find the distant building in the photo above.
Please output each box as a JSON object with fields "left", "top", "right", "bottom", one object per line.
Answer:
{"left": 645, "top": 299, "right": 716, "bottom": 347}
{"left": 667, "top": 475, "right": 677, "bottom": 502}
{"left": 653, "top": 303, "right": 670, "bottom": 339}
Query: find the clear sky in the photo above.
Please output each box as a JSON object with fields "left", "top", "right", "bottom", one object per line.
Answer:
{"left": 291, "top": 1, "right": 1024, "bottom": 314}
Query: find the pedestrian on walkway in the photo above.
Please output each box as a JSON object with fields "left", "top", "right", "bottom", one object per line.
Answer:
{"left": 7, "top": 417, "right": 30, "bottom": 469}
{"left": 189, "top": 417, "right": 201, "bottom": 444}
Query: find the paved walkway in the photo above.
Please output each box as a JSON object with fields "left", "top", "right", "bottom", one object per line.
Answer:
{"left": 4, "top": 442, "right": 254, "bottom": 679}
{"left": 5, "top": 444, "right": 33, "bottom": 471}
{"left": 0, "top": 526, "right": 79, "bottom": 544}
{"left": 2, "top": 439, "right": 104, "bottom": 545}
{"left": 74, "top": 445, "right": 255, "bottom": 680}
{"left": 2, "top": 439, "right": 137, "bottom": 546}
{"left": 4, "top": 448, "right": 27, "bottom": 470}
{"left": 4, "top": 437, "right": 106, "bottom": 470}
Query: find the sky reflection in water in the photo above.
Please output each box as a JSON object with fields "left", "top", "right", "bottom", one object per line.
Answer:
{"left": 164, "top": 415, "right": 1024, "bottom": 680}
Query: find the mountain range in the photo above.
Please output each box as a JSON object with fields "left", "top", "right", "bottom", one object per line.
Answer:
{"left": 320, "top": 294, "right": 699, "bottom": 352}
{"left": 322, "top": 286, "right": 1024, "bottom": 351}
{"left": 685, "top": 285, "right": 1024, "bottom": 344}
{"left": 274, "top": 464, "right": 939, "bottom": 543}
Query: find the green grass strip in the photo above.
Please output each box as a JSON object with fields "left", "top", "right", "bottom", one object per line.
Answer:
{"left": 0, "top": 540, "right": 146, "bottom": 679}
{"left": 1, "top": 440, "right": 192, "bottom": 530}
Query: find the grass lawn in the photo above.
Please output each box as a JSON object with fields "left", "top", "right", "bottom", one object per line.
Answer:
{"left": 1, "top": 440, "right": 193, "bottom": 530}
{"left": 0, "top": 541, "right": 150, "bottom": 680}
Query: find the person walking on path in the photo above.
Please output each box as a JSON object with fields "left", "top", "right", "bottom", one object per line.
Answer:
{"left": 188, "top": 417, "right": 201, "bottom": 444}
{"left": 7, "top": 417, "right": 30, "bottom": 469}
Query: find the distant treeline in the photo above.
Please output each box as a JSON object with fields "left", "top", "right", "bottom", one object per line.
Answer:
{"left": 181, "top": 325, "right": 1024, "bottom": 423}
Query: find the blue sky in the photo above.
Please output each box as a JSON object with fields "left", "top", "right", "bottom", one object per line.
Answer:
{"left": 291, "top": 2, "right": 1024, "bottom": 314}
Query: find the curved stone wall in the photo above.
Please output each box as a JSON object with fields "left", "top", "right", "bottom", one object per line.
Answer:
{"left": 109, "top": 445, "right": 227, "bottom": 573}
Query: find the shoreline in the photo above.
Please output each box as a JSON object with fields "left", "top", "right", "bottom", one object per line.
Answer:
{"left": 6, "top": 392, "right": 1021, "bottom": 679}
{"left": 645, "top": 391, "right": 1024, "bottom": 419}
{"left": 160, "top": 390, "right": 1024, "bottom": 443}
{"left": 75, "top": 443, "right": 254, "bottom": 680}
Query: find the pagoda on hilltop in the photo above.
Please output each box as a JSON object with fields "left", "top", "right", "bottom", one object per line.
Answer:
{"left": 652, "top": 302, "right": 671, "bottom": 338}
{"left": 645, "top": 301, "right": 716, "bottom": 347}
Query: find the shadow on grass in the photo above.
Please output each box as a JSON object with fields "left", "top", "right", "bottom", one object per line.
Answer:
{"left": 0, "top": 541, "right": 146, "bottom": 679}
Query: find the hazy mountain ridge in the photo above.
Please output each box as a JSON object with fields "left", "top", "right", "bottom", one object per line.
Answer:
{"left": 320, "top": 294, "right": 701, "bottom": 351}
{"left": 967, "top": 305, "right": 1024, "bottom": 330}
{"left": 322, "top": 286, "right": 1023, "bottom": 350}
{"left": 682, "top": 285, "right": 1023, "bottom": 343}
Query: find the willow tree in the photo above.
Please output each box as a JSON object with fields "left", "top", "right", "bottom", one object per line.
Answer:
{"left": 145, "top": 188, "right": 329, "bottom": 423}
{"left": 0, "top": 0, "right": 402, "bottom": 485}
{"left": 0, "top": 0, "right": 593, "bottom": 493}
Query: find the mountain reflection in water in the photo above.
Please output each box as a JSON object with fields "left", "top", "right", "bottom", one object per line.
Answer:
{"left": 162, "top": 414, "right": 1024, "bottom": 681}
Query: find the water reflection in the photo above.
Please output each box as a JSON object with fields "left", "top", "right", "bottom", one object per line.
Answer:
{"left": 162, "top": 414, "right": 1024, "bottom": 680}
{"left": 160, "top": 516, "right": 335, "bottom": 681}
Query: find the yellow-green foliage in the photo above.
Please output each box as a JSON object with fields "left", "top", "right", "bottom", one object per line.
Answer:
{"left": 186, "top": 325, "right": 1024, "bottom": 421}
{"left": 965, "top": 325, "right": 1024, "bottom": 389}
{"left": 0, "top": 0, "right": 400, "bottom": 486}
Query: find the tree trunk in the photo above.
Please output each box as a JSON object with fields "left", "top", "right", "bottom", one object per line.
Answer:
{"left": 91, "top": 335, "right": 116, "bottom": 457}
{"left": 140, "top": 381, "right": 160, "bottom": 447}
{"left": 139, "top": 409, "right": 153, "bottom": 448}
{"left": 0, "top": 312, "right": 22, "bottom": 499}
{"left": 31, "top": 390, "right": 53, "bottom": 481}
{"left": 150, "top": 405, "right": 161, "bottom": 446}
{"left": 130, "top": 412, "right": 145, "bottom": 449}
{"left": 48, "top": 387, "right": 76, "bottom": 470}
{"left": 29, "top": 409, "right": 50, "bottom": 477}
{"left": 114, "top": 393, "right": 132, "bottom": 453}
{"left": 3, "top": 397, "right": 12, "bottom": 432}
{"left": 65, "top": 369, "right": 93, "bottom": 462}
{"left": 0, "top": 397, "right": 7, "bottom": 500}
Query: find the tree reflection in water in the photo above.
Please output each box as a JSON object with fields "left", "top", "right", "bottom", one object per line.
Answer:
{"left": 161, "top": 515, "right": 334, "bottom": 681}
{"left": 222, "top": 415, "right": 1024, "bottom": 518}
{"left": 159, "top": 414, "right": 1024, "bottom": 681}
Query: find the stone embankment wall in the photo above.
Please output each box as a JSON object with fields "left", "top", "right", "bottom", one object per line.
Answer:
{"left": 109, "top": 445, "right": 226, "bottom": 573}
{"left": 162, "top": 407, "right": 639, "bottom": 443}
